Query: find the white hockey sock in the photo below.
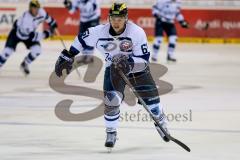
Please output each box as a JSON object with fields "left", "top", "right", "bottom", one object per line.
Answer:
{"left": 24, "top": 45, "right": 41, "bottom": 65}
{"left": 168, "top": 36, "right": 177, "bottom": 58}
{"left": 167, "top": 44, "right": 175, "bottom": 58}
{"left": 152, "top": 37, "right": 163, "bottom": 59}
{"left": 104, "top": 112, "right": 120, "bottom": 132}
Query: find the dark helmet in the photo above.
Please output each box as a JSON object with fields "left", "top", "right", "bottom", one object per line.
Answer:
{"left": 109, "top": 3, "right": 128, "bottom": 17}
{"left": 29, "top": 0, "right": 41, "bottom": 8}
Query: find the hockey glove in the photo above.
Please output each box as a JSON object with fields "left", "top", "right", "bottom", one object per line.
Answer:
{"left": 63, "top": 0, "right": 72, "bottom": 10}
{"left": 55, "top": 49, "right": 74, "bottom": 77}
{"left": 43, "top": 29, "right": 53, "bottom": 39}
{"left": 112, "top": 54, "right": 134, "bottom": 75}
{"left": 29, "top": 32, "right": 40, "bottom": 42}
{"left": 180, "top": 20, "right": 189, "bottom": 29}
{"left": 29, "top": 32, "right": 36, "bottom": 42}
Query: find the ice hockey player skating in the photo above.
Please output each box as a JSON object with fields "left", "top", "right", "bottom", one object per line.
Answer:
{"left": 152, "top": 0, "right": 189, "bottom": 62}
{"left": 63, "top": 0, "right": 101, "bottom": 64}
{"left": 54, "top": 3, "right": 170, "bottom": 151}
{"left": 0, "top": 0, "right": 58, "bottom": 76}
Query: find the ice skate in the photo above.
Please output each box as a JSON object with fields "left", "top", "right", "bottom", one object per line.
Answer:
{"left": 167, "top": 55, "right": 177, "bottom": 62}
{"left": 105, "top": 131, "right": 117, "bottom": 152}
{"left": 154, "top": 114, "right": 170, "bottom": 142}
{"left": 20, "top": 61, "right": 30, "bottom": 76}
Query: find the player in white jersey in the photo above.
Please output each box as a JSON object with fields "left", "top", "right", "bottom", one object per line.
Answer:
{"left": 0, "top": 0, "right": 58, "bottom": 75}
{"left": 54, "top": 3, "right": 170, "bottom": 149}
{"left": 152, "top": 0, "right": 189, "bottom": 62}
{"left": 63, "top": 0, "right": 101, "bottom": 63}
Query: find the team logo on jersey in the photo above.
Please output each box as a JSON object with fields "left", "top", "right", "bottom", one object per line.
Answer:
{"left": 119, "top": 40, "right": 133, "bottom": 52}
{"left": 101, "top": 42, "right": 117, "bottom": 52}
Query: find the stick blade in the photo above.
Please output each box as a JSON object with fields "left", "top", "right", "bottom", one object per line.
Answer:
{"left": 170, "top": 136, "right": 191, "bottom": 152}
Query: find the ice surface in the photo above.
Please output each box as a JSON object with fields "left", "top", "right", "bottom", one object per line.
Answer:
{"left": 0, "top": 41, "right": 240, "bottom": 160}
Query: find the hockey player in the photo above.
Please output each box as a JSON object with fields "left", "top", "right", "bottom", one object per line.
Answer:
{"left": 54, "top": 3, "right": 170, "bottom": 149}
{"left": 0, "top": 0, "right": 58, "bottom": 75}
{"left": 152, "top": 0, "right": 189, "bottom": 62}
{"left": 63, "top": 0, "right": 101, "bottom": 63}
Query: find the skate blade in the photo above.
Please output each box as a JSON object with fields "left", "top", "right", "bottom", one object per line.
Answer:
{"left": 167, "top": 59, "right": 177, "bottom": 64}
{"left": 20, "top": 66, "right": 29, "bottom": 77}
{"left": 106, "top": 147, "right": 113, "bottom": 153}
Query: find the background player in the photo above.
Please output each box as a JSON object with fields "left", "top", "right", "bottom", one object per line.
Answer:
{"left": 63, "top": 0, "right": 101, "bottom": 63}
{"left": 151, "top": 0, "right": 189, "bottom": 62}
{"left": 0, "top": 0, "right": 58, "bottom": 76}
{"left": 54, "top": 3, "right": 170, "bottom": 150}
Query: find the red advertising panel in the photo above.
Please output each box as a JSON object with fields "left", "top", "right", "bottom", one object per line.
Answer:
{"left": 44, "top": 7, "right": 80, "bottom": 35}
{"left": 0, "top": 8, "right": 17, "bottom": 35}
{"left": 44, "top": 7, "right": 240, "bottom": 38}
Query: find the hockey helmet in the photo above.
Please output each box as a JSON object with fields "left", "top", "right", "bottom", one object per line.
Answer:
{"left": 109, "top": 3, "right": 128, "bottom": 17}
{"left": 29, "top": 0, "right": 41, "bottom": 8}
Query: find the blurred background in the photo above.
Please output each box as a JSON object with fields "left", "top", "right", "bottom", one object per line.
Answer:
{"left": 1, "top": 0, "right": 240, "bottom": 43}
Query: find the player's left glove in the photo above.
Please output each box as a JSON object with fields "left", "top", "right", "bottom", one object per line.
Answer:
{"left": 180, "top": 20, "right": 189, "bottom": 29}
{"left": 55, "top": 49, "right": 74, "bottom": 77}
{"left": 112, "top": 54, "right": 134, "bottom": 75}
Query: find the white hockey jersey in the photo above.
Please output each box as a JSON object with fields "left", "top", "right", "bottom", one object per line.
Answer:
{"left": 152, "top": 0, "right": 184, "bottom": 23}
{"left": 16, "top": 8, "right": 55, "bottom": 40}
{"left": 70, "top": 21, "right": 150, "bottom": 70}
{"left": 69, "top": 0, "right": 101, "bottom": 22}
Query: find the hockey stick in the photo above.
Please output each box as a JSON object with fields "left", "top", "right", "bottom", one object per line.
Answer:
{"left": 118, "top": 70, "right": 191, "bottom": 152}
{"left": 54, "top": 29, "right": 81, "bottom": 78}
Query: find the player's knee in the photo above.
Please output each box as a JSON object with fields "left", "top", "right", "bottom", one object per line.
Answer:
{"left": 169, "top": 35, "right": 177, "bottom": 44}
{"left": 104, "top": 91, "right": 123, "bottom": 107}
{"left": 30, "top": 45, "right": 41, "bottom": 57}
{"left": 1, "top": 47, "right": 14, "bottom": 59}
{"left": 148, "top": 103, "right": 162, "bottom": 117}
{"left": 154, "top": 36, "right": 163, "bottom": 45}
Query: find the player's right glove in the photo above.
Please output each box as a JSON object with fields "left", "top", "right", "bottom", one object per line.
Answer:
{"left": 29, "top": 30, "right": 53, "bottom": 42}
{"left": 55, "top": 49, "right": 74, "bottom": 77}
{"left": 29, "top": 32, "right": 37, "bottom": 42}
{"left": 180, "top": 20, "right": 189, "bottom": 29}
{"left": 112, "top": 54, "right": 134, "bottom": 75}
{"left": 43, "top": 29, "right": 53, "bottom": 39}
{"left": 63, "top": 0, "right": 72, "bottom": 10}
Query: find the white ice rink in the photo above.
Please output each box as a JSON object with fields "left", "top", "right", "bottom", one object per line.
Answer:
{"left": 0, "top": 41, "right": 240, "bottom": 160}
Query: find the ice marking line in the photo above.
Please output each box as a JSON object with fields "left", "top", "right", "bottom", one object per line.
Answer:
{"left": 0, "top": 122, "right": 240, "bottom": 134}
